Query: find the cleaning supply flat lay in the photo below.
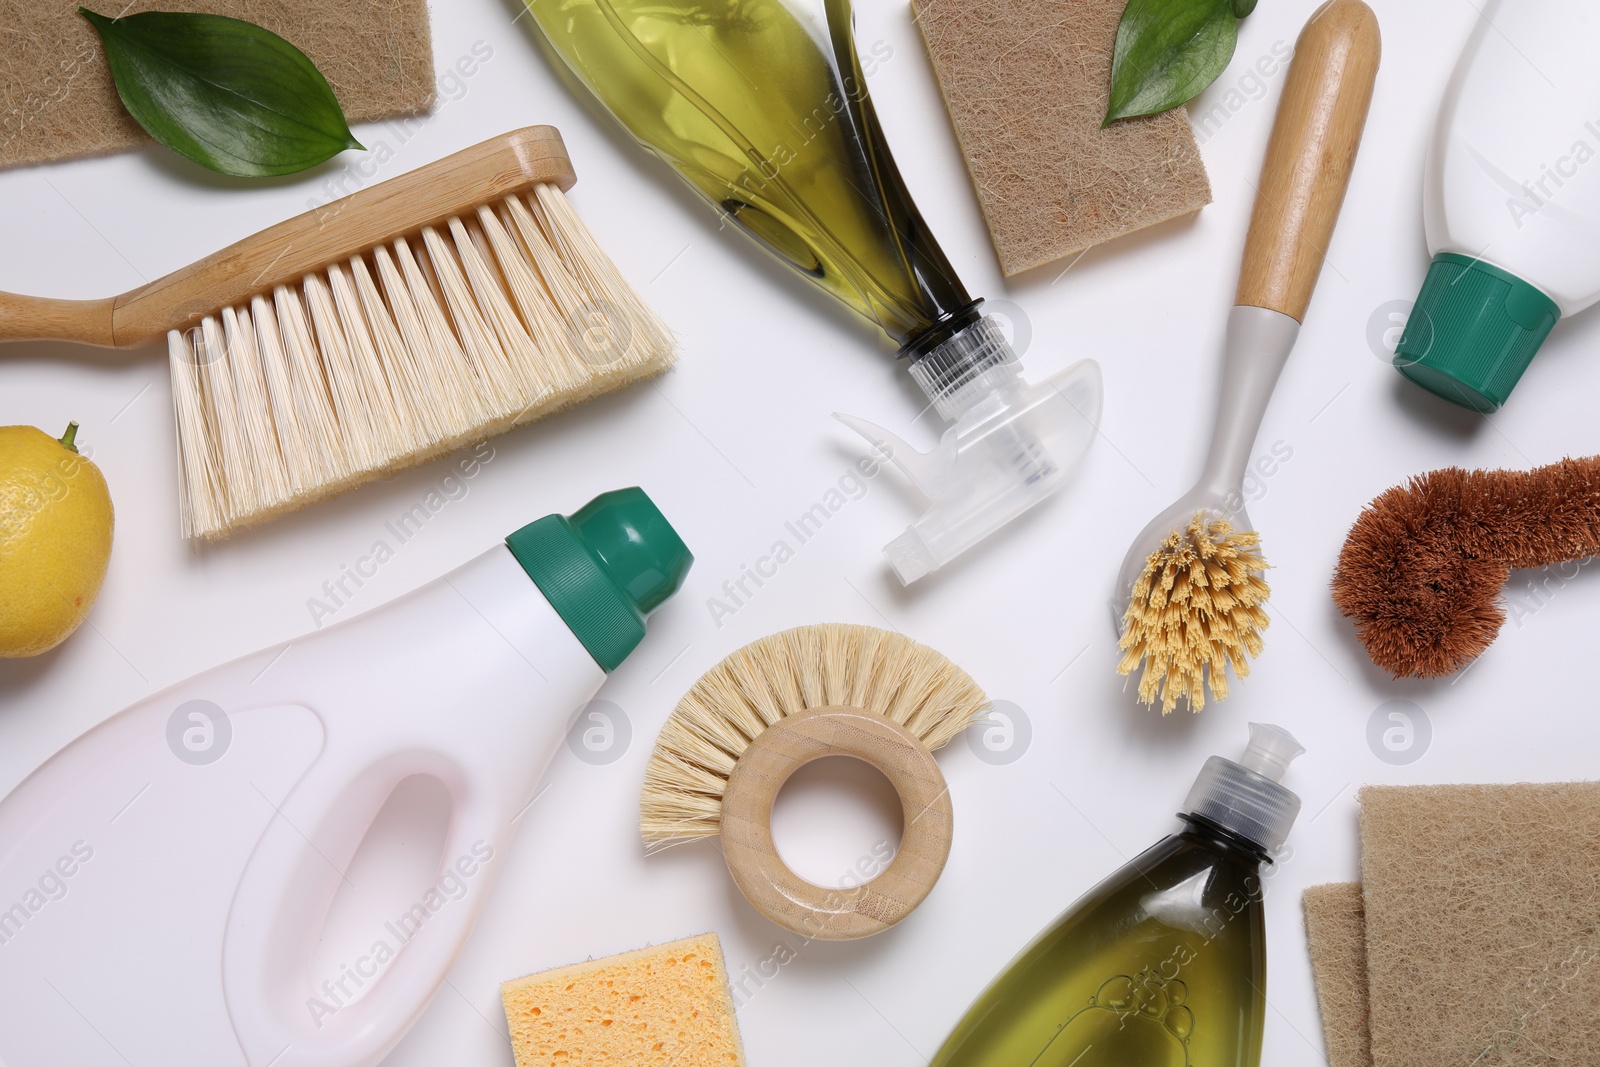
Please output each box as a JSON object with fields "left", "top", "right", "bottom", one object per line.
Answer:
{"left": 932, "top": 723, "right": 1305, "bottom": 1067}
{"left": 640, "top": 624, "right": 988, "bottom": 939}
{"left": 1391, "top": 0, "right": 1599, "bottom": 412}
{"left": 520, "top": 0, "right": 1103, "bottom": 583}
{"left": 9, "top": 0, "right": 1600, "bottom": 1064}
{"left": 1115, "top": 0, "right": 1379, "bottom": 713}
{"left": 1332, "top": 456, "right": 1600, "bottom": 677}
{"left": 0, "top": 127, "right": 675, "bottom": 540}
{"left": 0, "top": 488, "right": 689, "bottom": 1066}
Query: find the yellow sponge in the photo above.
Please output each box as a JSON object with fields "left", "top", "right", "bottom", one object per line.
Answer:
{"left": 501, "top": 932, "right": 747, "bottom": 1067}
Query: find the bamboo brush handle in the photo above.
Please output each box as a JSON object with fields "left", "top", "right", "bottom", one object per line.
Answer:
{"left": 0, "top": 126, "right": 577, "bottom": 349}
{"left": 0, "top": 294, "right": 117, "bottom": 346}
{"left": 1235, "top": 0, "right": 1380, "bottom": 321}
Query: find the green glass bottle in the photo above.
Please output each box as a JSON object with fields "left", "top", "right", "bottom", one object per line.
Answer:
{"left": 932, "top": 724, "right": 1305, "bottom": 1067}
{"left": 523, "top": 0, "right": 973, "bottom": 347}
{"left": 523, "top": 0, "right": 1106, "bottom": 583}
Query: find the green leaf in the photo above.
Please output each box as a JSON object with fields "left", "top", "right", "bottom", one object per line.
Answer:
{"left": 78, "top": 7, "right": 363, "bottom": 177}
{"left": 1231, "top": 0, "right": 1258, "bottom": 16}
{"left": 1104, "top": 0, "right": 1240, "bottom": 126}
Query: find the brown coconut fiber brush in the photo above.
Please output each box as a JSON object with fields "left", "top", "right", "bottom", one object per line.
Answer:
{"left": 0, "top": 127, "right": 674, "bottom": 540}
{"left": 1333, "top": 457, "right": 1600, "bottom": 678}
{"left": 640, "top": 623, "right": 989, "bottom": 940}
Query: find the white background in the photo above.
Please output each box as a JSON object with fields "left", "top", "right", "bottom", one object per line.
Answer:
{"left": 4, "top": 0, "right": 1599, "bottom": 1063}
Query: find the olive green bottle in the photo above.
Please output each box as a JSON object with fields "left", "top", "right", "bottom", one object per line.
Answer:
{"left": 522, "top": 0, "right": 1108, "bottom": 583}
{"left": 522, "top": 0, "right": 973, "bottom": 348}
{"left": 932, "top": 724, "right": 1305, "bottom": 1067}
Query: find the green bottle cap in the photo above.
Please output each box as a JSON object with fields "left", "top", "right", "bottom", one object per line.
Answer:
{"left": 1394, "top": 252, "right": 1560, "bottom": 413}
{"left": 505, "top": 487, "right": 693, "bottom": 671}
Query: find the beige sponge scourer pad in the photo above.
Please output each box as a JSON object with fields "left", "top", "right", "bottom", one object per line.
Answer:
{"left": 0, "top": 0, "right": 435, "bottom": 171}
{"left": 912, "top": 0, "right": 1211, "bottom": 275}
{"left": 1360, "top": 783, "right": 1600, "bottom": 1067}
{"left": 501, "top": 932, "right": 747, "bottom": 1067}
{"left": 1302, "top": 882, "right": 1373, "bottom": 1067}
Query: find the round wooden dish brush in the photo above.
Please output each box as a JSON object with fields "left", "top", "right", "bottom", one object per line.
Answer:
{"left": 1332, "top": 457, "right": 1600, "bottom": 677}
{"left": 639, "top": 623, "right": 988, "bottom": 940}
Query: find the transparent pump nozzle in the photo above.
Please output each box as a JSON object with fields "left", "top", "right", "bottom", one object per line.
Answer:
{"left": 1183, "top": 721, "right": 1306, "bottom": 853}
{"left": 837, "top": 315, "right": 1103, "bottom": 584}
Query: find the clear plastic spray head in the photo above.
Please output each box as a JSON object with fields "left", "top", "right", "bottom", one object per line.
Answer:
{"left": 1183, "top": 721, "right": 1305, "bottom": 853}
{"left": 836, "top": 314, "right": 1104, "bottom": 584}
{"left": 521, "top": 0, "right": 1106, "bottom": 583}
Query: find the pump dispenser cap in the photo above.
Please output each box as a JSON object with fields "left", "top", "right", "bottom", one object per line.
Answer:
{"left": 1394, "top": 252, "right": 1560, "bottom": 412}
{"left": 1183, "top": 722, "right": 1305, "bottom": 853}
{"left": 506, "top": 487, "right": 693, "bottom": 671}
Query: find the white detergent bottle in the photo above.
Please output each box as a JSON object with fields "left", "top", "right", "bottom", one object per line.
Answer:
{"left": 1394, "top": 0, "right": 1600, "bottom": 411}
{"left": 0, "top": 487, "right": 691, "bottom": 1067}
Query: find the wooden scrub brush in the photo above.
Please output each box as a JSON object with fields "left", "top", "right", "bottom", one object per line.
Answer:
{"left": 1113, "top": 0, "right": 1379, "bottom": 714}
{"left": 0, "top": 127, "right": 675, "bottom": 540}
{"left": 640, "top": 623, "right": 989, "bottom": 940}
{"left": 1332, "top": 457, "right": 1600, "bottom": 678}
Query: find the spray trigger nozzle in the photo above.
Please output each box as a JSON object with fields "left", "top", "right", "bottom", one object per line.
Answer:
{"left": 835, "top": 354, "right": 1103, "bottom": 585}
{"left": 832, "top": 413, "right": 957, "bottom": 499}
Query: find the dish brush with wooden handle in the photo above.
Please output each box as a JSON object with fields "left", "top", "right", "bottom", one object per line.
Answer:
{"left": 0, "top": 127, "right": 675, "bottom": 540}
{"left": 1333, "top": 457, "right": 1600, "bottom": 678}
{"left": 640, "top": 623, "right": 989, "bottom": 940}
{"left": 1113, "top": 0, "right": 1380, "bottom": 713}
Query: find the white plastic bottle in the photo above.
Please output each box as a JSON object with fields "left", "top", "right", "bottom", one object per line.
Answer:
{"left": 0, "top": 487, "right": 691, "bottom": 1067}
{"left": 1394, "top": 0, "right": 1599, "bottom": 411}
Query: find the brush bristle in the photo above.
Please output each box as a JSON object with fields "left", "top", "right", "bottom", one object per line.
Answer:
{"left": 639, "top": 624, "right": 990, "bottom": 846}
{"left": 1329, "top": 460, "right": 1600, "bottom": 678}
{"left": 1117, "top": 513, "right": 1270, "bottom": 715}
{"left": 167, "top": 185, "right": 676, "bottom": 540}
{"left": 1331, "top": 468, "right": 1510, "bottom": 677}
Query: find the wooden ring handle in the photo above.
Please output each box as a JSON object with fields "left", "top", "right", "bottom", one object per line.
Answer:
{"left": 719, "top": 706, "right": 954, "bottom": 941}
{"left": 1234, "top": 0, "right": 1380, "bottom": 321}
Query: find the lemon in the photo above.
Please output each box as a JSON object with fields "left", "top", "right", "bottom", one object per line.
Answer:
{"left": 0, "top": 423, "right": 115, "bottom": 658}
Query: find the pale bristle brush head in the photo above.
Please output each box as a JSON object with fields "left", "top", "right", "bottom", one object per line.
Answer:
{"left": 135, "top": 128, "right": 674, "bottom": 540}
{"left": 1117, "top": 513, "right": 1271, "bottom": 715}
{"left": 639, "top": 624, "right": 990, "bottom": 847}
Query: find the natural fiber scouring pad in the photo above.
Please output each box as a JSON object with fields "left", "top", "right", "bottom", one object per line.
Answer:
{"left": 1302, "top": 882, "right": 1373, "bottom": 1067}
{"left": 0, "top": 0, "right": 436, "bottom": 170}
{"left": 912, "top": 0, "right": 1212, "bottom": 275}
{"left": 1360, "top": 783, "right": 1600, "bottom": 1067}
{"left": 501, "top": 932, "right": 747, "bottom": 1067}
